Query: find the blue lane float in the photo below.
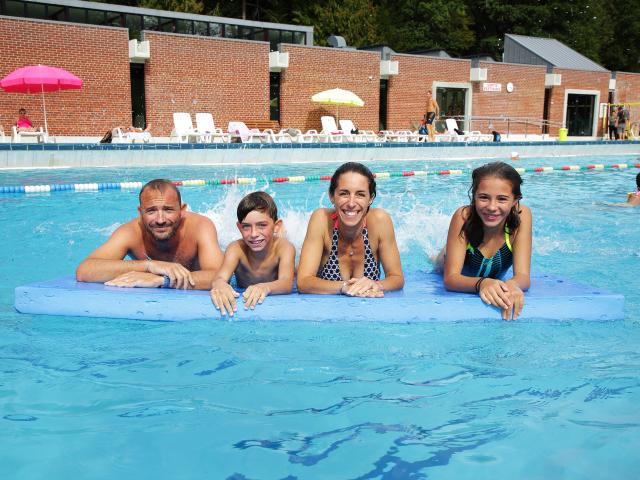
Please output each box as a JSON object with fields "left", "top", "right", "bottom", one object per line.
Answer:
{"left": 14, "top": 273, "right": 624, "bottom": 322}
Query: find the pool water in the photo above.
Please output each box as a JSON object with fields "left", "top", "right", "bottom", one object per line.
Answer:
{"left": 1, "top": 156, "right": 639, "bottom": 479}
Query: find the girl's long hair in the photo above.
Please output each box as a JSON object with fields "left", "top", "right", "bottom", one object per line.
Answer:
{"left": 461, "top": 162, "right": 523, "bottom": 247}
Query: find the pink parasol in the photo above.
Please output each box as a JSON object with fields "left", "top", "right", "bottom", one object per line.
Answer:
{"left": 1, "top": 64, "right": 83, "bottom": 136}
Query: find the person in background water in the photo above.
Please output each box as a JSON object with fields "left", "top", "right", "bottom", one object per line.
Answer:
{"left": 435, "top": 162, "right": 532, "bottom": 321}
{"left": 16, "top": 108, "right": 36, "bottom": 132}
{"left": 76, "top": 179, "right": 223, "bottom": 289}
{"left": 297, "top": 162, "right": 404, "bottom": 297}
{"left": 626, "top": 173, "right": 640, "bottom": 206}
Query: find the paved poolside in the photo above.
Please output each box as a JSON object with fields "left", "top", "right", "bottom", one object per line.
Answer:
{"left": 1, "top": 139, "right": 639, "bottom": 169}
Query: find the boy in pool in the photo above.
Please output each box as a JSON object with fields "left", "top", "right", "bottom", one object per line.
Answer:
{"left": 210, "top": 191, "right": 295, "bottom": 316}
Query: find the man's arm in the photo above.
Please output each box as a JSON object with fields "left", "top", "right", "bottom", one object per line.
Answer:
{"left": 190, "top": 215, "right": 224, "bottom": 290}
{"left": 76, "top": 222, "right": 149, "bottom": 283}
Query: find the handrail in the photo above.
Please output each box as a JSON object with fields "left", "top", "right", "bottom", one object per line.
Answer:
{"left": 446, "top": 115, "right": 563, "bottom": 138}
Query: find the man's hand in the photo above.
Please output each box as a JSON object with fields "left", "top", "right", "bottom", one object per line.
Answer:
{"left": 146, "top": 260, "right": 194, "bottom": 289}
{"left": 105, "top": 271, "right": 163, "bottom": 288}
{"left": 210, "top": 281, "right": 239, "bottom": 317}
{"left": 242, "top": 284, "right": 271, "bottom": 310}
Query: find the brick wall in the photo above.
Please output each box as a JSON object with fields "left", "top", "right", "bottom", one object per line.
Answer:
{"left": 614, "top": 72, "right": 640, "bottom": 103}
{"left": 143, "top": 32, "right": 270, "bottom": 136}
{"left": 280, "top": 45, "right": 380, "bottom": 132}
{"left": 472, "top": 62, "right": 546, "bottom": 135}
{"left": 387, "top": 55, "right": 470, "bottom": 131}
{"left": 0, "top": 16, "right": 131, "bottom": 136}
{"left": 548, "top": 68, "right": 611, "bottom": 136}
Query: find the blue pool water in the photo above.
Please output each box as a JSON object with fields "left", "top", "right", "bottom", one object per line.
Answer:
{"left": 1, "top": 156, "right": 639, "bottom": 479}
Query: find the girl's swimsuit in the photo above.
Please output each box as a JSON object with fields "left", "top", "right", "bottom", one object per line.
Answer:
{"left": 317, "top": 213, "right": 380, "bottom": 281}
{"left": 462, "top": 227, "right": 513, "bottom": 279}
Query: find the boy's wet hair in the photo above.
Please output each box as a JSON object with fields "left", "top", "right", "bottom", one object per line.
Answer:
{"left": 329, "top": 162, "right": 377, "bottom": 200}
{"left": 237, "top": 191, "right": 278, "bottom": 222}
{"left": 636, "top": 172, "right": 640, "bottom": 190}
{"left": 139, "top": 179, "right": 182, "bottom": 205}
{"left": 461, "top": 162, "right": 523, "bottom": 247}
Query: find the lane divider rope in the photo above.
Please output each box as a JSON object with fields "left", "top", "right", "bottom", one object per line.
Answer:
{"left": 2, "top": 163, "right": 639, "bottom": 194}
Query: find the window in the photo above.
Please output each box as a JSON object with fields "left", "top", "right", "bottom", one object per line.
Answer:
{"left": 293, "top": 32, "right": 305, "bottom": 45}
{"left": 210, "top": 23, "right": 221, "bottom": 37}
{"left": 281, "top": 30, "right": 293, "bottom": 44}
{"left": 126, "top": 14, "right": 143, "bottom": 40}
{"left": 175, "top": 19, "right": 192, "bottom": 35}
{"left": 47, "top": 5, "right": 65, "bottom": 21}
{"left": 4, "top": 1, "right": 26, "bottom": 17}
{"left": 268, "top": 29, "right": 280, "bottom": 51}
{"left": 225, "top": 24, "right": 238, "bottom": 38}
{"left": 87, "top": 9, "right": 105, "bottom": 25}
{"left": 143, "top": 15, "right": 159, "bottom": 31}
{"left": 104, "top": 13, "right": 122, "bottom": 27}
{"left": 270, "top": 72, "right": 281, "bottom": 122}
{"left": 194, "top": 21, "right": 208, "bottom": 36}
{"left": 68, "top": 7, "right": 86, "bottom": 24}
{"left": 25, "top": 2, "right": 46, "bottom": 19}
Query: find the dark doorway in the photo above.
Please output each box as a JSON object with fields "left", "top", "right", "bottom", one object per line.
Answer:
{"left": 566, "top": 93, "right": 595, "bottom": 136}
{"left": 270, "top": 72, "right": 280, "bottom": 122}
{"left": 542, "top": 88, "right": 551, "bottom": 134}
{"left": 130, "top": 64, "right": 146, "bottom": 129}
{"left": 379, "top": 79, "right": 388, "bottom": 131}
{"left": 436, "top": 87, "right": 467, "bottom": 131}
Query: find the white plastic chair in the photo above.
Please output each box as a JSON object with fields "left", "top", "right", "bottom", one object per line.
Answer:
{"left": 11, "top": 126, "right": 48, "bottom": 143}
{"left": 320, "top": 116, "right": 345, "bottom": 142}
{"left": 112, "top": 128, "right": 151, "bottom": 143}
{"left": 170, "top": 113, "right": 204, "bottom": 143}
{"left": 227, "top": 121, "right": 268, "bottom": 143}
{"left": 445, "top": 118, "right": 490, "bottom": 142}
{"left": 195, "top": 113, "right": 229, "bottom": 143}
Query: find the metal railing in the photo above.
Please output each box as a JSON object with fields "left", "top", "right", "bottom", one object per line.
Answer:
{"left": 445, "top": 116, "right": 564, "bottom": 138}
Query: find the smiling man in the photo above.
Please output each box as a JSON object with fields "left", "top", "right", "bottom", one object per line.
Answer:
{"left": 76, "top": 179, "right": 223, "bottom": 290}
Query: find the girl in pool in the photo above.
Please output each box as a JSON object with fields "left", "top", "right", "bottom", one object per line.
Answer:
{"left": 297, "top": 162, "right": 404, "bottom": 297}
{"left": 437, "top": 162, "right": 532, "bottom": 320}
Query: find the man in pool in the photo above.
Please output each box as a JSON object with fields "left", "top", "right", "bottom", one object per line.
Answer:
{"left": 76, "top": 179, "right": 224, "bottom": 289}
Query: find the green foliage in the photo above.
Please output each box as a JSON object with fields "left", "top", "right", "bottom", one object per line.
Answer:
{"left": 114, "top": 0, "right": 639, "bottom": 71}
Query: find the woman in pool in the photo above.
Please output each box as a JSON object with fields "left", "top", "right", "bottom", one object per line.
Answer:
{"left": 297, "top": 162, "right": 404, "bottom": 297}
{"left": 438, "top": 161, "right": 532, "bottom": 320}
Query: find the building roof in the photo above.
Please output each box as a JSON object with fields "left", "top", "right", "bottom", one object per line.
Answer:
{"left": 504, "top": 34, "right": 608, "bottom": 72}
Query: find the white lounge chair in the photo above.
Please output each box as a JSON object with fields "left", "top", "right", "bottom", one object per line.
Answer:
{"left": 170, "top": 113, "right": 204, "bottom": 143}
{"left": 339, "top": 120, "right": 376, "bottom": 142}
{"left": 112, "top": 127, "right": 151, "bottom": 143}
{"left": 227, "top": 121, "right": 268, "bottom": 143}
{"left": 11, "top": 126, "right": 48, "bottom": 143}
{"left": 320, "top": 116, "right": 345, "bottom": 143}
{"left": 445, "top": 119, "right": 491, "bottom": 142}
{"left": 195, "top": 113, "right": 229, "bottom": 143}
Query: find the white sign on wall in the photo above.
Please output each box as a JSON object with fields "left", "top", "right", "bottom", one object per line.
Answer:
{"left": 482, "top": 83, "right": 502, "bottom": 92}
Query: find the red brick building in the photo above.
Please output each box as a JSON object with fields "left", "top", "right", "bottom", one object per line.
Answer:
{"left": 1, "top": 2, "right": 639, "bottom": 139}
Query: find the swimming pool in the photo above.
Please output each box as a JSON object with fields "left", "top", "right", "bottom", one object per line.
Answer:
{"left": 1, "top": 156, "right": 639, "bottom": 478}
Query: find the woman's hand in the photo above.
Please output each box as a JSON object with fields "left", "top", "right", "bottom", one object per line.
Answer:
{"left": 342, "top": 277, "right": 384, "bottom": 298}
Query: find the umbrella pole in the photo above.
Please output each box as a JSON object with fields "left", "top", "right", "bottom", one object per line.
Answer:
{"left": 41, "top": 84, "right": 49, "bottom": 138}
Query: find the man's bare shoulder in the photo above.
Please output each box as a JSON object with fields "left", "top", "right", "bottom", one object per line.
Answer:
{"left": 113, "top": 217, "right": 143, "bottom": 240}
{"left": 183, "top": 211, "right": 216, "bottom": 233}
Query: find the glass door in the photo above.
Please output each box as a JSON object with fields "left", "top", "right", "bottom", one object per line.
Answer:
{"left": 436, "top": 87, "right": 467, "bottom": 132}
{"left": 566, "top": 94, "right": 595, "bottom": 136}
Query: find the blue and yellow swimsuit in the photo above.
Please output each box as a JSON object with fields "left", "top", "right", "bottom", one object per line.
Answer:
{"left": 462, "top": 228, "right": 513, "bottom": 279}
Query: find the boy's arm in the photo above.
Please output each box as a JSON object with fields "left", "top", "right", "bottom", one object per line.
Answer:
{"left": 210, "top": 243, "right": 242, "bottom": 317}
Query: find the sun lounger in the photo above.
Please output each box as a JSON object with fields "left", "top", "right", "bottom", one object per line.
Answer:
{"left": 320, "top": 116, "right": 346, "bottom": 143}
{"left": 170, "top": 113, "right": 205, "bottom": 143}
{"left": 445, "top": 118, "right": 491, "bottom": 142}
{"left": 11, "top": 126, "right": 48, "bottom": 143}
{"left": 112, "top": 127, "right": 151, "bottom": 143}
{"left": 195, "top": 113, "right": 229, "bottom": 143}
{"left": 227, "top": 121, "right": 269, "bottom": 143}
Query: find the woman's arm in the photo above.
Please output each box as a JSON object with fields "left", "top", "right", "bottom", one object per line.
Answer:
{"left": 296, "top": 210, "right": 345, "bottom": 294}
{"left": 372, "top": 209, "right": 404, "bottom": 291}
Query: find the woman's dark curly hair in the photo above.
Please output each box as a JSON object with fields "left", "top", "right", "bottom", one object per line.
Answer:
{"left": 461, "top": 162, "right": 523, "bottom": 247}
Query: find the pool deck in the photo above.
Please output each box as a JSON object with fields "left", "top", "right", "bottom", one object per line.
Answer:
{"left": 1, "top": 140, "right": 639, "bottom": 169}
{"left": 0, "top": 140, "right": 640, "bottom": 169}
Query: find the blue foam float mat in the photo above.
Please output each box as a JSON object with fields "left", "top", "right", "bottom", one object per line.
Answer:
{"left": 14, "top": 272, "right": 624, "bottom": 322}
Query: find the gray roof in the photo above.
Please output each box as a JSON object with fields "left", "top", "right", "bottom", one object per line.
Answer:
{"left": 504, "top": 34, "right": 608, "bottom": 72}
